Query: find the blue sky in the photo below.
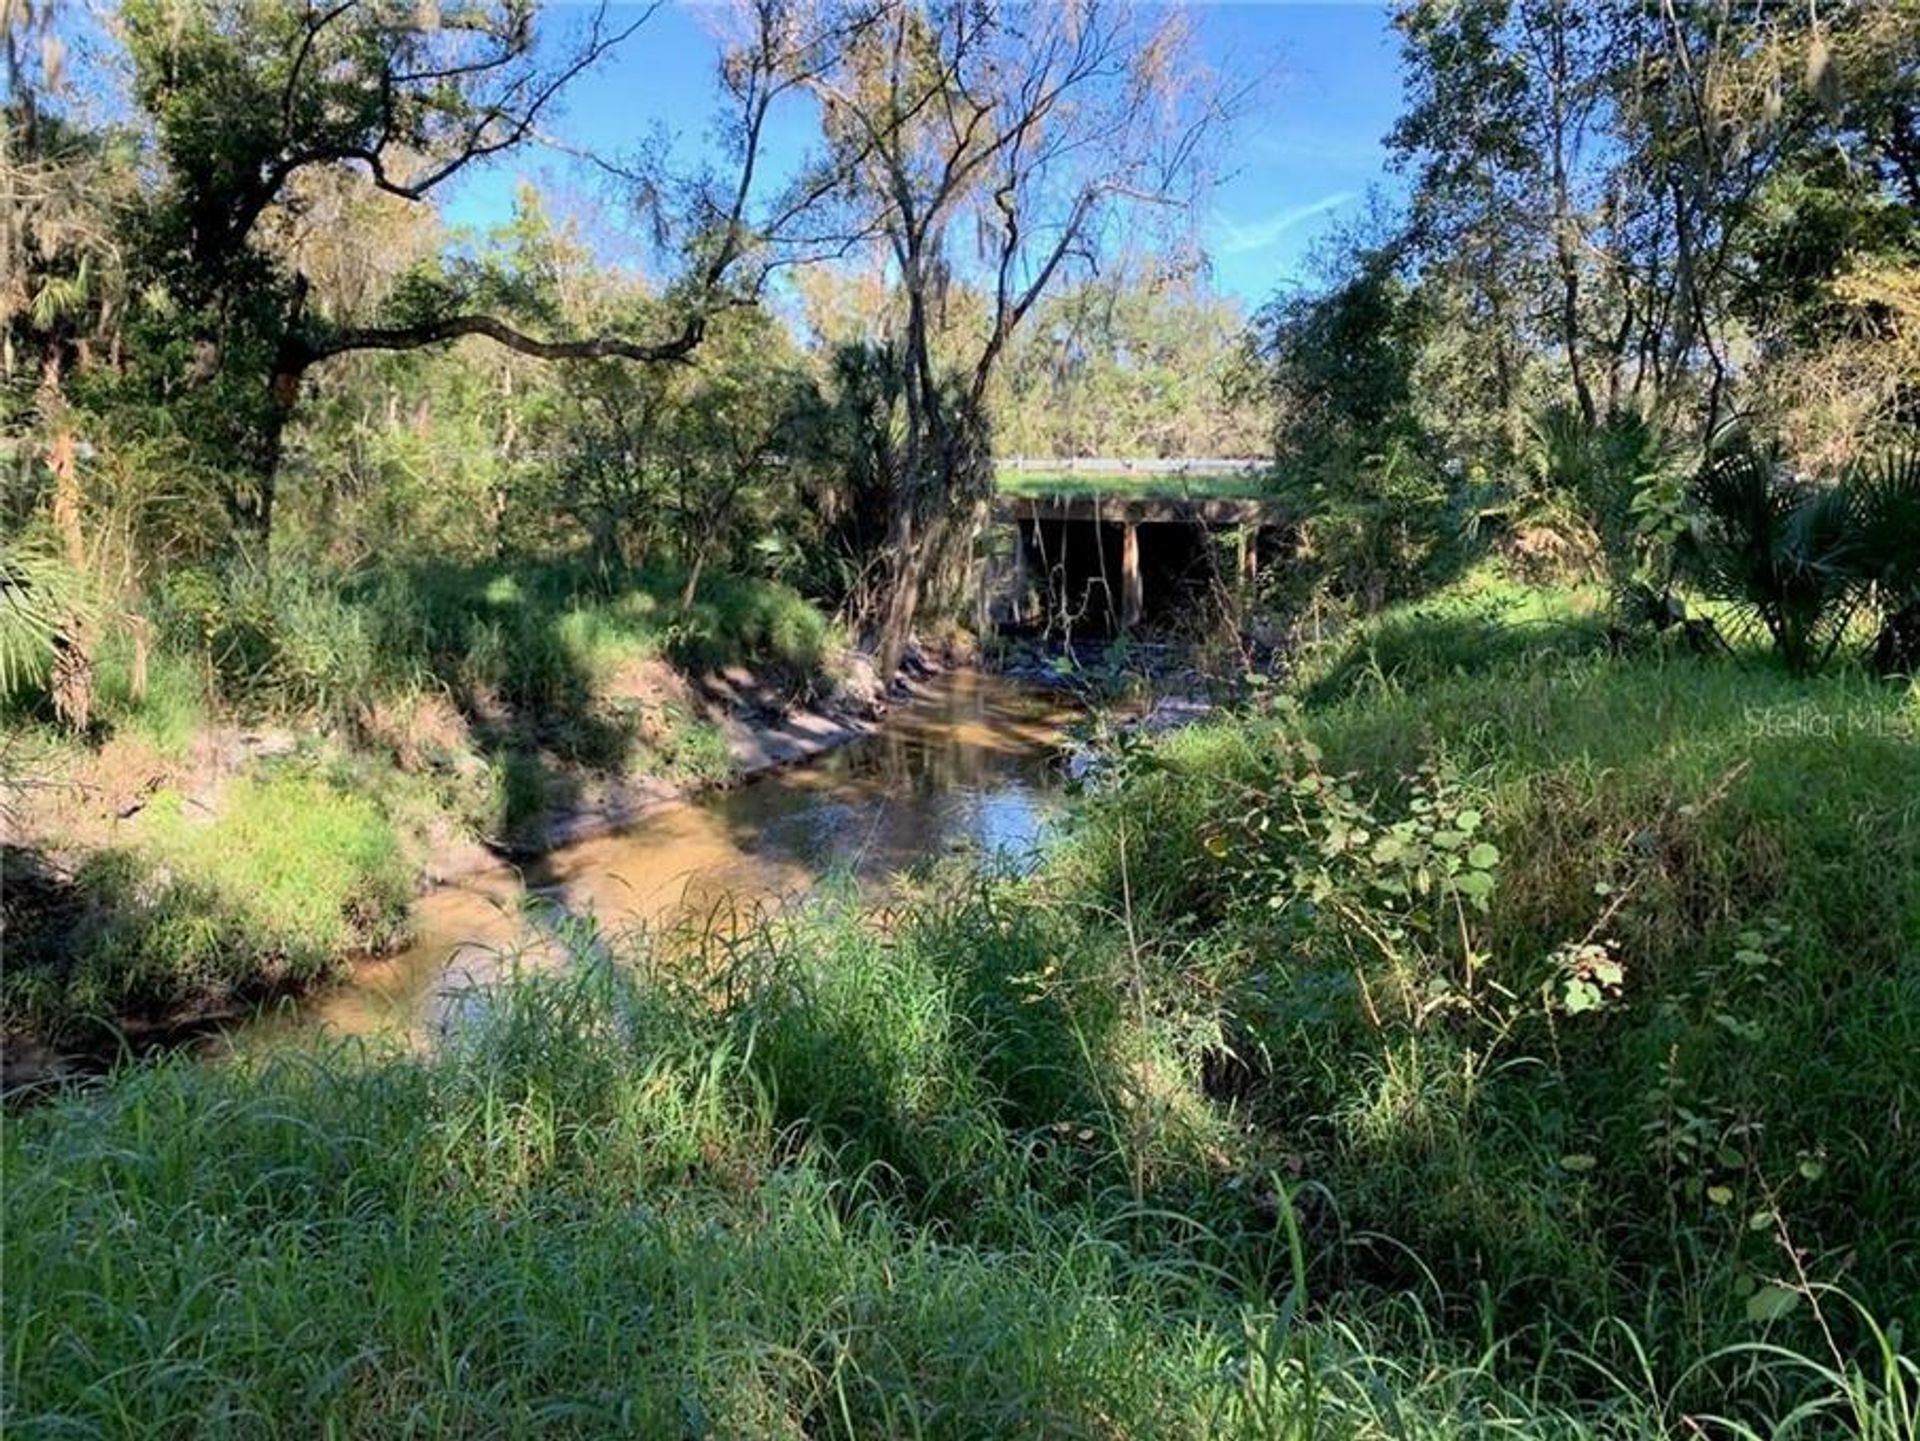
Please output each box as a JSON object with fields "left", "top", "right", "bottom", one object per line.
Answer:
{"left": 442, "top": 1, "right": 1409, "bottom": 311}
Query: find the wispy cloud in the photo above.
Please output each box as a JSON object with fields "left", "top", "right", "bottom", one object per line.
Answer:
{"left": 1213, "top": 191, "right": 1356, "bottom": 255}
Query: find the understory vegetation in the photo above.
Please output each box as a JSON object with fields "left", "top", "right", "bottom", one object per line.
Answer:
{"left": 2, "top": 772, "right": 413, "bottom": 1041}
{"left": 0, "top": 555, "right": 830, "bottom": 1040}
{"left": 8, "top": 584, "right": 1918, "bottom": 1434}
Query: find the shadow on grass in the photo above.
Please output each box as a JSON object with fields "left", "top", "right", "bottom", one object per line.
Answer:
{"left": 340, "top": 557, "right": 832, "bottom": 847}
{"left": 2, "top": 844, "right": 318, "bottom": 1061}
{"left": 1295, "top": 590, "right": 1612, "bottom": 709}
{"left": 2, "top": 769, "right": 414, "bottom": 1055}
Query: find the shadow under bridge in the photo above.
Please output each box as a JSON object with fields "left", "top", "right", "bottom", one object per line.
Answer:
{"left": 982, "top": 494, "right": 1287, "bottom": 635}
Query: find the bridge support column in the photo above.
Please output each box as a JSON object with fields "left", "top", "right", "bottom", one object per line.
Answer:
{"left": 1010, "top": 523, "right": 1029, "bottom": 624}
{"left": 1121, "top": 521, "right": 1143, "bottom": 629}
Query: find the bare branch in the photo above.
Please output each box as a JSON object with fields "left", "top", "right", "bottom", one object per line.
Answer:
{"left": 301, "top": 309, "right": 712, "bottom": 368}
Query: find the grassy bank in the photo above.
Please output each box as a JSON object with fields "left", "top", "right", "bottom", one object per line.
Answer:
{"left": 1061, "top": 617, "right": 1920, "bottom": 1363}
{"left": 2, "top": 768, "right": 415, "bottom": 1044}
{"left": 2, "top": 557, "right": 842, "bottom": 1044}
{"left": 1, "top": 933, "right": 1551, "bottom": 1437}
{"left": 6, "top": 577, "right": 1917, "bottom": 1434}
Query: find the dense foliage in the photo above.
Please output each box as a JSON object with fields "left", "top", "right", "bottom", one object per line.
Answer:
{"left": 1254, "top": 2, "right": 1919, "bottom": 634}
{"left": 7, "top": 580, "right": 1918, "bottom": 1435}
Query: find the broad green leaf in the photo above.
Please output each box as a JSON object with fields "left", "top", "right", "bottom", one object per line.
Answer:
{"left": 1455, "top": 870, "right": 1495, "bottom": 904}
{"left": 1745, "top": 1285, "right": 1801, "bottom": 1323}
{"left": 1562, "top": 979, "right": 1600, "bottom": 1014}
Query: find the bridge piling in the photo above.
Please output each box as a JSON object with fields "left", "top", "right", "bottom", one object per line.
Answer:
{"left": 1120, "top": 522, "right": 1143, "bottom": 629}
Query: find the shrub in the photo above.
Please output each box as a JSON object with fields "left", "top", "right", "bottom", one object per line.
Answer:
{"left": 0, "top": 538, "right": 91, "bottom": 703}
{"left": 1061, "top": 627, "right": 1920, "bottom": 1397}
{"left": 91, "top": 630, "right": 204, "bottom": 754}
{"left": 1680, "top": 429, "right": 1920, "bottom": 673}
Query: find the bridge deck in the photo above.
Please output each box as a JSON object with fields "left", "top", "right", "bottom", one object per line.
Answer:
{"left": 991, "top": 494, "right": 1285, "bottom": 527}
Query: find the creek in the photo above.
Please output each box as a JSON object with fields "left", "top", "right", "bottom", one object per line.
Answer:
{"left": 233, "top": 669, "right": 1075, "bottom": 1052}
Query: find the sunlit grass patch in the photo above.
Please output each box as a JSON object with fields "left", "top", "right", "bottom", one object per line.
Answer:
{"left": 0, "top": 771, "right": 411, "bottom": 1040}
{"left": 1289, "top": 567, "right": 1612, "bottom": 706}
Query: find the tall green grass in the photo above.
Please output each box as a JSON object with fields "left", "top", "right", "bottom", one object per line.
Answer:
{"left": 88, "top": 631, "right": 207, "bottom": 756}
{"left": 1056, "top": 596, "right": 1920, "bottom": 1407}
{"left": 7, "top": 900, "right": 1912, "bottom": 1436}
{"left": 7, "top": 579, "right": 1915, "bottom": 1434}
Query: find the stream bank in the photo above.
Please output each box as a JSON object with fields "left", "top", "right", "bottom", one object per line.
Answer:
{"left": 3, "top": 658, "right": 1069, "bottom": 1087}
{"left": 243, "top": 666, "right": 1073, "bottom": 1051}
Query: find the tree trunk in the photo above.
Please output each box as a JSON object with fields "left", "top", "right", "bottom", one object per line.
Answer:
{"left": 40, "top": 349, "right": 95, "bottom": 730}
{"left": 875, "top": 501, "right": 923, "bottom": 681}
{"left": 1556, "top": 232, "right": 1595, "bottom": 428}
{"left": 223, "top": 281, "right": 315, "bottom": 552}
{"left": 680, "top": 537, "right": 711, "bottom": 613}
{"left": 1546, "top": 8, "right": 1597, "bottom": 429}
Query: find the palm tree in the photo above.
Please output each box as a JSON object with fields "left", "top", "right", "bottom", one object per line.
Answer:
{"left": 1680, "top": 426, "right": 1920, "bottom": 675}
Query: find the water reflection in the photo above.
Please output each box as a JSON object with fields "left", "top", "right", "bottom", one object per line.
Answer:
{"left": 260, "top": 670, "right": 1071, "bottom": 1044}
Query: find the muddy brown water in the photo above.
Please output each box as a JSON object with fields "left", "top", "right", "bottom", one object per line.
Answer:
{"left": 224, "top": 669, "right": 1075, "bottom": 1053}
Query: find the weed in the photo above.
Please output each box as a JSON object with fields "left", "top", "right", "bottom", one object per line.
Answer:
{"left": 6, "top": 912, "right": 1912, "bottom": 1436}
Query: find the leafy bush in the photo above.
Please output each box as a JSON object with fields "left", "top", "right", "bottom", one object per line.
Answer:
{"left": 1254, "top": 246, "right": 1467, "bottom": 615}
{"left": 1850, "top": 446, "right": 1920, "bottom": 675}
{"left": 1481, "top": 403, "right": 1688, "bottom": 588}
{"left": 1276, "top": 438, "right": 1457, "bottom": 614}
{"left": 667, "top": 566, "right": 836, "bottom": 678}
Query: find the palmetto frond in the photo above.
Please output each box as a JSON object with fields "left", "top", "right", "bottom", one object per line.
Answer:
{"left": 1846, "top": 444, "right": 1920, "bottom": 601}
{"left": 0, "top": 541, "right": 93, "bottom": 698}
{"left": 1845, "top": 443, "right": 1920, "bottom": 675}
{"left": 1680, "top": 426, "right": 1864, "bottom": 672}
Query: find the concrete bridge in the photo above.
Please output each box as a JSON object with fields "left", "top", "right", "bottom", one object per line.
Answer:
{"left": 987, "top": 493, "right": 1287, "bottom": 632}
